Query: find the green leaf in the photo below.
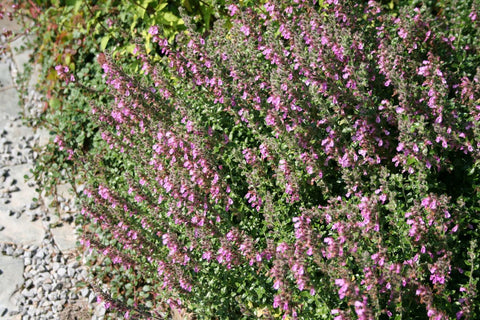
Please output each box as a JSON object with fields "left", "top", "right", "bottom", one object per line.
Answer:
{"left": 406, "top": 156, "right": 417, "bottom": 166}
{"left": 255, "top": 286, "right": 265, "bottom": 299}
{"left": 161, "top": 12, "right": 180, "bottom": 26}
{"left": 100, "top": 36, "right": 110, "bottom": 51}
{"left": 49, "top": 98, "right": 61, "bottom": 110}
{"left": 157, "top": 2, "right": 168, "bottom": 11}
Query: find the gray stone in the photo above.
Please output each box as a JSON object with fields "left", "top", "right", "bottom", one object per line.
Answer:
{"left": 47, "top": 292, "right": 58, "bottom": 301}
{"left": 38, "top": 271, "right": 50, "bottom": 281}
{"left": 24, "top": 278, "right": 33, "bottom": 289}
{"left": 55, "top": 299, "right": 66, "bottom": 311}
{"left": 10, "top": 36, "right": 34, "bottom": 75}
{"left": 34, "top": 250, "right": 44, "bottom": 259}
{"left": 8, "top": 309, "right": 20, "bottom": 316}
{"left": 7, "top": 186, "right": 20, "bottom": 193}
{"left": 0, "top": 255, "right": 24, "bottom": 314}
{"left": 42, "top": 283, "right": 52, "bottom": 293}
{"left": 67, "top": 267, "right": 75, "bottom": 277}
{"left": 6, "top": 246, "right": 14, "bottom": 255}
{"left": 80, "top": 269, "right": 88, "bottom": 279}
{"left": 88, "top": 292, "right": 97, "bottom": 304}
{"left": 0, "top": 89, "right": 20, "bottom": 119}
{"left": 0, "top": 209, "right": 44, "bottom": 248}
{"left": 27, "top": 202, "right": 38, "bottom": 210}
{"left": 21, "top": 289, "right": 34, "bottom": 298}
{"left": 50, "top": 224, "right": 77, "bottom": 253}
{"left": 52, "top": 282, "right": 62, "bottom": 291}
{"left": 51, "top": 262, "right": 60, "bottom": 272}
{"left": 80, "top": 288, "right": 89, "bottom": 297}
{"left": 36, "top": 287, "right": 44, "bottom": 299}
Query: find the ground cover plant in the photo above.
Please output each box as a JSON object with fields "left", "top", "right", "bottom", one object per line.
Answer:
{"left": 9, "top": 0, "right": 480, "bottom": 318}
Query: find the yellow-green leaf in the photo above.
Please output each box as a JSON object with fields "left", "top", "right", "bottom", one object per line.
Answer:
{"left": 162, "top": 12, "right": 179, "bottom": 26}
{"left": 100, "top": 36, "right": 110, "bottom": 51}
{"left": 157, "top": 2, "right": 168, "bottom": 11}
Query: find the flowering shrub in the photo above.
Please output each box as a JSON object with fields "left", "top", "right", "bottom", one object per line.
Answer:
{"left": 15, "top": 0, "right": 234, "bottom": 200}
{"left": 51, "top": 0, "right": 480, "bottom": 319}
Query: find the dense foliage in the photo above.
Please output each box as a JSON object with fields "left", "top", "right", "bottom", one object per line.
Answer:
{"left": 12, "top": 0, "right": 480, "bottom": 319}
{"left": 13, "top": 0, "right": 234, "bottom": 199}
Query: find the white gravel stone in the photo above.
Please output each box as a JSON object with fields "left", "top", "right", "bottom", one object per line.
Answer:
{"left": 6, "top": 246, "right": 14, "bottom": 255}
{"left": 67, "top": 267, "right": 75, "bottom": 277}
{"left": 57, "top": 267, "right": 67, "bottom": 278}
{"left": 88, "top": 291, "right": 97, "bottom": 304}
{"left": 34, "top": 250, "right": 45, "bottom": 259}
{"left": 7, "top": 185, "right": 19, "bottom": 192}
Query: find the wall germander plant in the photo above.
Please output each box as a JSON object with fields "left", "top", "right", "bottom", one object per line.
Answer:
{"left": 37, "top": 0, "right": 480, "bottom": 319}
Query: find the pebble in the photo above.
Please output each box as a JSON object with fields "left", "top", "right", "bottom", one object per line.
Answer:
{"left": 34, "top": 250, "right": 45, "bottom": 259}
{"left": 81, "top": 288, "right": 90, "bottom": 297}
{"left": 57, "top": 267, "right": 67, "bottom": 277}
{"left": 88, "top": 292, "right": 97, "bottom": 304}
{"left": 28, "top": 201, "right": 39, "bottom": 210}
{"left": 6, "top": 246, "right": 14, "bottom": 255}
{"left": 14, "top": 248, "right": 24, "bottom": 256}
{"left": 7, "top": 185, "right": 19, "bottom": 192}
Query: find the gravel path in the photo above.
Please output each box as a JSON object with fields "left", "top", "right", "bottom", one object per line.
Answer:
{"left": 0, "top": 17, "right": 105, "bottom": 320}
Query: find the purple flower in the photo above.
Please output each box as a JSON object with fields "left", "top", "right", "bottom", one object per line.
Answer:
{"left": 398, "top": 28, "right": 408, "bottom": 39}
{"left": 149, "top": 25, "right": 159, "bottom": 36}
{"left": 227, "top": 4, "right": 239, "bottom": 16}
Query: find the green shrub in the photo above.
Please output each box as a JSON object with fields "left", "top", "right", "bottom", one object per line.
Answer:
{"left": 22, "top": 0, "right": 480, "bottom": 319}
{"left": 16, "top": 0, "right": 232, "bottom": 199}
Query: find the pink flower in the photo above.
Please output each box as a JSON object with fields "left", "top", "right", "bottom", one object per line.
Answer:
{"left": 227, "top": 4, "right": 239, "bottom": 16}
{"left": 469, "top": 11, "right": 477, "bottom": 21}
{"left": 335, "top": 278, "right": 349, "bottom": 299}
{"left": 398, "top": 28, "right": 408, "bottom": 39}
{"left": 240, "top": 25, "right": 250, "bottom": 36}
{"left": 148, "top": 25, "right": 159, "bottom": 35}
{"left": 273, "top": 295, "right": 281, "bottom": 308}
